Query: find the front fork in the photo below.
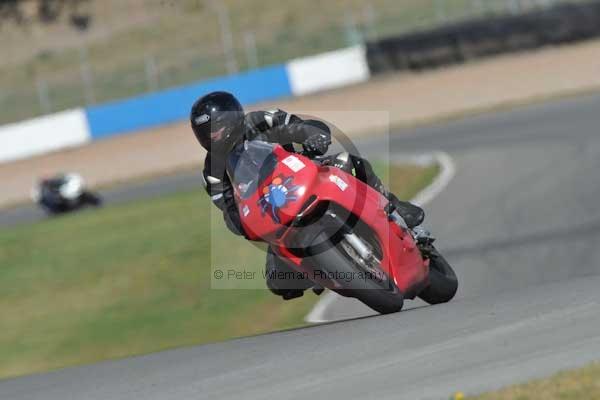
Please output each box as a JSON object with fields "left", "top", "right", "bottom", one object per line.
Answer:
{"left": 330, "top": 207, "right": 435, "bottom": 263}
{"left": 322, "top": 209, "right": 379, "bottom": 265}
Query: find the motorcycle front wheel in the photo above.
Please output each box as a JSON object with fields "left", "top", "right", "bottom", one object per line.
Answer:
{"left": 303, "top": 228, "right": 404, "bottom": 315}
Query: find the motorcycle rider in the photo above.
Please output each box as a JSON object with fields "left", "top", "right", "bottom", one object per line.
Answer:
{"left": 191, "top": 91, "right": 425, "bottom": 300}
{"left": 33, "top": 173, "right": 102, "bottom": 213}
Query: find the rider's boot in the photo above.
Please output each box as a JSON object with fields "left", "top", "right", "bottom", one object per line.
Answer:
{"left": 266, "top": 249, "right": 313, "bottom": 300}
{"left": 312, "top": 285, "right": 325, "bottom": 296}
{"left": 370, "top": 174, "right": 424, "bottom": 229}
{"left": 385, "top": 193, "right": 425, "bottom": 229}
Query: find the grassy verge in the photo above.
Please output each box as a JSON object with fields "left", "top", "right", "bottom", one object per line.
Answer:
{"left": 465, "top": 362, "right": 600, "bottom": 400}
{"left": 0, "top": 162, "right": 438, "bottom": 379}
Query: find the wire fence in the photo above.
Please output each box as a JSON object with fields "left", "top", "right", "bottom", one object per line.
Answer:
{"left": 0, "top": 0, "right": 591, "bottom": 125}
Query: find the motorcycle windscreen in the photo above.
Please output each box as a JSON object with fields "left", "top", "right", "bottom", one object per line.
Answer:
{"left": 226, "top": 140, "right": 278, "bottom": 199}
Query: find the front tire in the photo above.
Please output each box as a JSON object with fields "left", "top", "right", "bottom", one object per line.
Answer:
{"left": 305, "top": 230, "right": 404, "bottom": 315}
{"left": 418, "top": 248, "right": 458, "bottom": 305}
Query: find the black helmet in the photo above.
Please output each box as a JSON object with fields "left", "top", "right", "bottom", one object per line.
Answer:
{"left": 190, "top": 91, "right": 245, "bottom": 154}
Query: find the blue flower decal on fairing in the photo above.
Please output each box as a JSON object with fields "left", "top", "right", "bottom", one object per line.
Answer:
{"left": 258, "top": 176, "right": 301, "bottom": 224}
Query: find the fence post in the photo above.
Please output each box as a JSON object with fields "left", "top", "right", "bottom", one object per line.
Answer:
{"left": 36, "top": 79, "right": 51, "bottom": 114}
{"left": 363, "top": 2, "right": 378, "bottom": 40}
{"left": 535, "top": 0, "right": 554, "bottom": 9}
{"left": 507, "top": 0, "right": 523, "bottom": 14}
{"left": 434, "top": 0, "right": 447, "bottom": 23}
{"left": 212, "top": 0, "right": 238, "bottom": 75}
{"left": 144, "top": 54, "right": 159, "bottom": 92}
{"left": 344, "top": 10, "right": 363, "bottom": 46}
{"left": 244, "top": 31, "right": 259, "bottom": 69}
{"left": 79, "top": 46, "right": 96, "bottom": 105}
{"left": 471, "top": 0, "right": 485, "bottom": 16}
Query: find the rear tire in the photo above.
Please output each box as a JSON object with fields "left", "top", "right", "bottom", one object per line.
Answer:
{"left": 418, "top": 248, "right": 458, "bottom": 305}
{"left": 306, "top": 231, "right": 404, "bottom": 315}
{"left": 82, "top": 192, "right": 102, "bottom": 207}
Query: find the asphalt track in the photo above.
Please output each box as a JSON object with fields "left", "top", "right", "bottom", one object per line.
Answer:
{"left": 2, "top": 93, "right": 600, "bottom": 399}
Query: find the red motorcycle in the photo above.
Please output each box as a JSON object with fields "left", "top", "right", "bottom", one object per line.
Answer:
{"left": 227, "top": 140, "right": 458, "bottom": 314}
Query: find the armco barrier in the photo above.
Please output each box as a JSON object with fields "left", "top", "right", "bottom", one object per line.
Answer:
{"left": 367, "top": 1, "right": 600, "bottom": 74}
{"left": 0, "top": 109, "right": 90, "bottom": 164}
{"left": 286, "top": 46, "right": 370, "bottom": 96}
{"left": 85, "top": 64, "right": 292, "bottom": 139}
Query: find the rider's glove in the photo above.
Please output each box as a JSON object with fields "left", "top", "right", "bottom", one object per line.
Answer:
{"left": 303, "top": 133, "right": 331, "bottom": 156}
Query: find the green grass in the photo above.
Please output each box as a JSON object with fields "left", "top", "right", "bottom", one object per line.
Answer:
{"left": 0, "top": 163, "right": 437, "bottom": 379}
{"left": 0, "top": 0, "right": 587, "bottom": 124}
{"left": 464, "top": 362, "right": 600, "bottom": 400}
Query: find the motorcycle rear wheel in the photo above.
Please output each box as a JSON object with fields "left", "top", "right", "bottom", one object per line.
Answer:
{"left": 81, "top": 191, "right": 103, "bottom": 207}
{"left": 418, "top": 247, "right": 458, "bottom": 305}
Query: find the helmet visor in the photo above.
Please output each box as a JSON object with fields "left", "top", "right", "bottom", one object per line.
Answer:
{"left": 208, "top": 111, "right": 243, "bottom": 153}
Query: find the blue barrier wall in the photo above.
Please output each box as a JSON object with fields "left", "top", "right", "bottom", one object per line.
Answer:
{"left": 85, "top": 64, "right": 292, "bottom": 140}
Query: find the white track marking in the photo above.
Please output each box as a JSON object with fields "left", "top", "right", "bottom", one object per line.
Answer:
{"left": 411, "top": 152, "right": 456, "bottom": 207}
{"left": 305, "top": 151, "right": 456, "bottom": 323}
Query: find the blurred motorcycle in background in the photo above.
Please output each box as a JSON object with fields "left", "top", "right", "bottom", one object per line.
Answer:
{"left": 31, "top": 173, "right": 103, "bottom": 215}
